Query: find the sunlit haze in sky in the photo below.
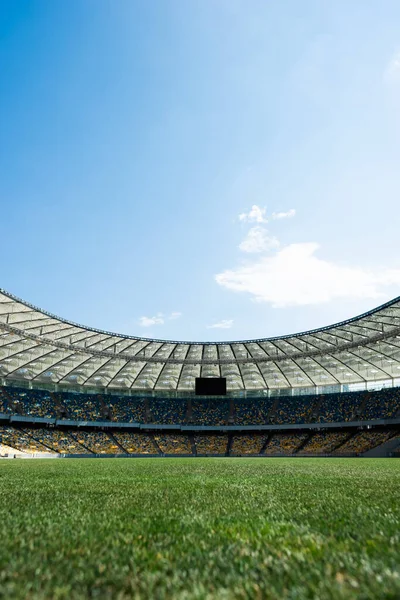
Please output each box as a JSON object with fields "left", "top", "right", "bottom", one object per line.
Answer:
{"left": 2, "top": 1, "right": 400, "bottom": 341}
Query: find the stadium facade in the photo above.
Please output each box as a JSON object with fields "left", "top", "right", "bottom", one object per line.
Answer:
{"left": 0, "top": 288, "right": 399, "bottom": 458}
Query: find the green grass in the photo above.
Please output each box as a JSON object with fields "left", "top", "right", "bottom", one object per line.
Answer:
{"left": 0, "top": 458, "right": 399, "bottom": 599}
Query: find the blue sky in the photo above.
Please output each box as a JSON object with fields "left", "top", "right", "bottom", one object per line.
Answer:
{"left": 1, "top": 1, "right": 400, "bottom": 342}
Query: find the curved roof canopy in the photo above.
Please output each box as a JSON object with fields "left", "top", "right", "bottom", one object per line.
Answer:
{"left": 1, "top": 288, "right": 400, "bottom": 393}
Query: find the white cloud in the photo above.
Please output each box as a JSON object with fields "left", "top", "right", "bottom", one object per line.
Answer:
{"left": 207, "top": 319, "right": 234, "bottom": 329}
{"left": 271, "top": 208, "right": 296, "bottom": 220}
{"left": 215, "top": 242, "right": 400, "bottom": 307}
{"left": 139, "top": 314, "right": 164, "bottom": 327}
{"left": 238, "top": 204, "right": 268, "bottom": 223}
{"left": 169, "top": 312, "right": 182, "bottom": 320}
{"left": 384, "top": 52, "right": 400, "bottom": 84}
{"left": 239, "top": 226, "right": 280, "bottom": 253}
{"left": 138, "top": 311, "right": 181, "bottom": 326}
{"left": 238, "top": 205, "right": 296, "bottom": 223}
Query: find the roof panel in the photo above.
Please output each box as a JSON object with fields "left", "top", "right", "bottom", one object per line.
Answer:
{"left": 2, "top": 288, "right": 400, "bottom": 392}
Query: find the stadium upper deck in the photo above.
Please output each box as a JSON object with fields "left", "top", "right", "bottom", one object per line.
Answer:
{"left": 1, "top": 288, "right": 400, "bottom": 394}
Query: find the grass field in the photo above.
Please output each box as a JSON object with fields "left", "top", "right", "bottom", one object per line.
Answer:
{"left": 0, "top": 458, "right": 399, "bottom": 599}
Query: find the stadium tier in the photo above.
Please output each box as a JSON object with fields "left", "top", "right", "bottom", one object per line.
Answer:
{"left": 1, "top": 385, "right": 400, "bottom": 424}
{"left": 1, "top": 288, "right": 400, "bottom": 457}
{"left": 193, "top": 434, "right": 227, "bottom": 455}
{"left": 231, "top": 434, "right": 267, "bottom": 455}
{"left": 113, "top": 432, "right": 156, "bottom": 454}
{"left": 154, "top": 434, "right": 192, "bottom": 454}
{"left": 264, "top": 432, "right": 309, "bottom": 455}
{"left": 1, "top": 426, "right": 399, "bottom": 457}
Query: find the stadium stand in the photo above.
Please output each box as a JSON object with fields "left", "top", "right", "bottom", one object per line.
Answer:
{"left": 191, "top": 399, "right": 228, "bottom": 425}
{"left": 273, "top": 396, "right": 314, "bottom": 424}
{"left": 154, "top": 434, "right": 192, "bottom": 454}
{"left": 0, "top": 388, "right": 11, "bottom": 414}
{"left": 108, "top": 396, "right": 146, "bottom": 423}
{"left": 231, "top": 434, "right": 267, "bottom": 455}
{"left": 0, "top": 426, "right": 50, "bottom": 453}
{"left": 1, "top": 388, "right": 58, "bottom": 418}
{"left": 60, "top": 393, "right": 103, "bottom": 421}
{"left": 194, "top": 435, "right": 227, "bottom": 455}
{"left": 300, "top": 431, "right": 350, "bottom": 454}
{"left": 113, "top": 432, "right": 156, "bottom": 454}
{"left": 361, "top": 388, "right": 400, "bottom": 420}
{"left": 25, "top": 428, "right": 89, "bottom": 454}
{"left": 148, "top": 398, "right": 187, "bottom": 424}
{"left": 333, "top": 430, "right": 396, "bottom": 455}
{"left": 69, "top": 431, "right": 120, "bottom": 454}
{"left": 1, "top": 385, "right": 400, "bottom": 425}
{"left": 0, "top": 384, "right": 400, "bottom": 457}
{"left": 0, "top": 425, "right": 398, "bottom": 456}
{"left": 317, "top": 392, "right": 364, "bottom": 423}
{"left": 233, "top": 398, "right": 274, "bottom": 425}
{"left": 264, "top": 432, "right": 309, "bottom": 455}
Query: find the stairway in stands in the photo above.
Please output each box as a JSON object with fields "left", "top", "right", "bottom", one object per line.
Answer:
{"left": 149, "top": 434, "right": 162, "bottom": 455}
{"left": 294, "top": 433, "right": 313, "bottom": 454}
{"left": 188, "top": 434, "right": 197, "bottom": 456}
{"left": 266, "top": 397, "right": 280, "bottom": 424}
{"left": 0, "top": 388, "right": 11, "bottom": 414}
{"left": 185, "top": 398, "right": 193, "bottom": 424}
{"left": 144, "top": 399, "right": 153, "bottom": 424}
{"left": 351, "top": 392, "right": 370, "bottom": 421}
{"left": 66, "top": 431, "right": 94, "bottom": 454}
{"left": 330, "top": 431, "right": 355, "bottom": 453}
{"left": 109, "top": 432, "right": 128, "bottom": 454}
{"left": 50, "top": 392, "right": 69, "bottom": 419}
{"left": 309, "top": 395, "right": 324, "bottom": 422}
{"left": 23, "top": 428, "right": 57, "bottom": 453}
{"left": 228, "top": 399, "right": 235, "bottom": 424}
{"left": 98, "top": 395, "right": 112, "bottom": 420}
{"left": 2, "top": 389, "right": 22, "bottom": 415}
{"left": 259, "top": 433, "right": 274, "bottom": 454}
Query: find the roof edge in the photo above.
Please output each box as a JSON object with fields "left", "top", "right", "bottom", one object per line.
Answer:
{"left": 1, "top": 287, "right": 400, "bottom": 345}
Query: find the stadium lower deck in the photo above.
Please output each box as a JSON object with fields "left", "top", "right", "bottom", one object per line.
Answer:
{"left": 1, "top": 385, "right": 400, "bottom": 457}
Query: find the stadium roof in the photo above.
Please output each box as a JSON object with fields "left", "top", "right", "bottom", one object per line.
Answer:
{"left": 1, "top": 288, "right": 400, "bottom": 393}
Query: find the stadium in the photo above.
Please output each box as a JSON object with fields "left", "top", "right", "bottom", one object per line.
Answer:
{"left": 3, "top": 3, "right": 400, "bottom": 597}
{"left": 1, "top": 287, "right": 400, "bottom": 459}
